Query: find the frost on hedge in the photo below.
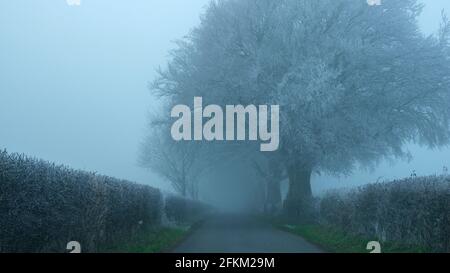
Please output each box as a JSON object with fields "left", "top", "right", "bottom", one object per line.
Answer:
{"left": 0, "top": 150, "right": 207, "bottom": 253}
{"left": 164, "top": 194, "right": 210, "bottom": 225}
{"left": 319, "top": 176, "right": 450, "bottom": 252}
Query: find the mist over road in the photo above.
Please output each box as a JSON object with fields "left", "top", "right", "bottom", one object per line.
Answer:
{"left": 172, "top": 214, "right": 324, "bottom": 253}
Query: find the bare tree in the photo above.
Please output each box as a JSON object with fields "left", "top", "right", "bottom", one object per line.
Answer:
{"left": 140, "top": 123, "right": 203, "bottom": 199}
{"left": 252, "top": 155, "right": 285, "bottom": 215}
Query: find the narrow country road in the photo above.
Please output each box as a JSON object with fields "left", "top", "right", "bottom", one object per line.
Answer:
{"left": 172, "top": 214, "right": 324, "bottom": 253}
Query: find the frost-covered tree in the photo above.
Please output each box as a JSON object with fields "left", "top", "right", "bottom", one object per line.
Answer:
{"left": 140, "top": 122, "right": 203, "bottom": 199}
{"left": 252, "top": 155, "right": 285, "bottom": 215}
{"left": 152, "top": 0, "right": 450, "bottom": 218}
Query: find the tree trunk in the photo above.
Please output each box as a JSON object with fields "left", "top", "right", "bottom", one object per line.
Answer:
{"left": 181, "top": 177, "right": 187, "bottom": 197}
{"left": 283, "top": 163, "right": 314, "bottom": 222}
{"left": 266, "top": 180, "right": 282, "bottom": 215}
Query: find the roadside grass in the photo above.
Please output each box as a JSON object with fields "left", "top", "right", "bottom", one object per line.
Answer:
{"left": 105, "top": 226, "right": 190, "bottom": 253}
{"left": 270, "top": 219, "right": 430, "bottom": 253}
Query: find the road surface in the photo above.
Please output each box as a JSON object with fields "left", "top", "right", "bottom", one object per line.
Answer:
{"left": 172, "top": 214, "right": 324, "bottom": 253}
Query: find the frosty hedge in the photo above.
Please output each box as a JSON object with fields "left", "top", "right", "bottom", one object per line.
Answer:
{"left": 0, "top": 150, "right": 209, "bottom": 253}
{"left": 319, "top": 176, "right": 450, "bottom": 252}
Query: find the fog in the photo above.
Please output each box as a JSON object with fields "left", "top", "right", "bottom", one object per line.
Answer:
{"left": 0, "top": 0, "right": 209, "bottom": 191}
{"left": 1, "top": 0, "right": 449, "bottom": 195}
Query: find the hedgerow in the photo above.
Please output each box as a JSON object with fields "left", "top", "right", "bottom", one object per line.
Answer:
{"left": 319, "top": 176, "right": 450, "bottom": 252}
{"left": 0, "top": 150, "right": 207, "bottom": 253}
{"left": 164, "top": 194, "right": 210, "bottom": 224}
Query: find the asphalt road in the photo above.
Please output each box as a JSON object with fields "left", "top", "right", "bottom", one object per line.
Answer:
{"left": 172, "top": 214, "right": 324, "bottom": 253}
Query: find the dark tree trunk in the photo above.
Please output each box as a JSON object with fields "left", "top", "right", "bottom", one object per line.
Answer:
{"left": 264, "top": 158, "right": 283, "bottom": 215}
{"left": 181, "top": 177, "right": 187, "bottom": 197}
{"left": 266, "top": 180, "right": 282, "bottom": 215}
{"left": 283, "top": 163, "right": 314, "bottom": 222}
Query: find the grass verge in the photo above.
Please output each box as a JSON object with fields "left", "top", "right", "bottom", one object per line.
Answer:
{"left": 106, "top": 226, "right": 190, "bottom": 253}
{"left": 274, "top": 221, "right": 429, "bottom": 253}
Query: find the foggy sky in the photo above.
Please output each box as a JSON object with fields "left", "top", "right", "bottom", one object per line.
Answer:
{"left": 0, "top": 0, "right": 210, "bottom": 191}
{"left": 1, "top": 0, "right": 449, "bottom": 194}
